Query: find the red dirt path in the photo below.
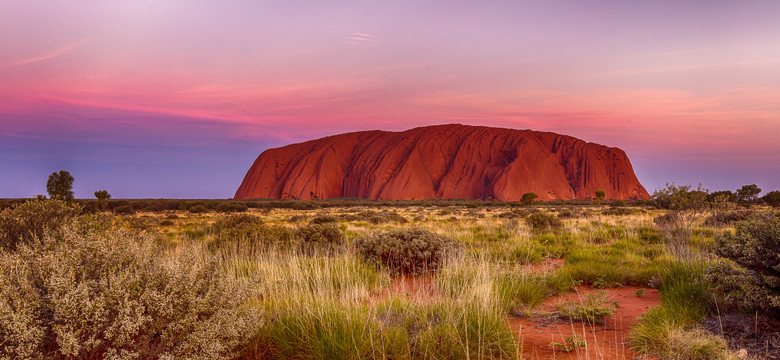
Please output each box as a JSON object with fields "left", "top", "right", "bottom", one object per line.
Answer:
{"left": 509, "top": 286, "right": 661, "bottom": 360}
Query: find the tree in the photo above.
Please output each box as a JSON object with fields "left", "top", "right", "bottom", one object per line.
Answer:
{"left": 708, "top": 190, "right": 736, "bottom": 203}
{"left": 736, "top": 184, "right": 761, "bottom": 207}
{"left": 94, "top": 190, "right": 111, "bottom": 211}
{"left": 652, "top": 183, "right": 709, "bottom": 246}
{"left": 763, "top": 190, "right": 780, "bottom": 207}
{"left": 46, "top": 170, "right": 74, "bottom": 201}
{"left": 520, "top": 192, "right": 538, "bottom": 206}
{"left": 594, "top": 190, "right": 606, "bottom": 205}
{"left": 708, "top": 190, "right": 737, "bottom": 213}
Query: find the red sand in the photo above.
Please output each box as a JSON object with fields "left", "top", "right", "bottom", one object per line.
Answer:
{"left": 509, "top": 286, "right": 661, "bottom": 360}
{"left": 373, "top": 264, "right": 661, "bottom": 359}
{"left": 526, "top": 258, "right": 566, "bottom": 273}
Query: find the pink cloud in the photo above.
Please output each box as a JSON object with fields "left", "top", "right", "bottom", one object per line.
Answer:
{"left": 9, "top": 39, "right": 87, "bottom": 66}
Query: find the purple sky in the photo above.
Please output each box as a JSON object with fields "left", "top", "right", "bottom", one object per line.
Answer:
{"left": 2, "top": 1, "right": 780, "bottom": 198}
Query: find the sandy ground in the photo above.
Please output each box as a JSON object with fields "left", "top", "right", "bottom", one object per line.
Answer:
{"left": 509, "top": 286, "right": 661, "bottom": 360}
{"left": 376, "top": 260, "right": 661, "bottom": 360}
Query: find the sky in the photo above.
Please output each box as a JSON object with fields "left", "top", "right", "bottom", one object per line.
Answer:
{"left": 2, "top": 0, "right": 779, "bottom": 199}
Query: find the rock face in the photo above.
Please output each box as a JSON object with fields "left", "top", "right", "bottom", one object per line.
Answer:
{"left": 235, "top": 124, "right": 651, "bottom": 201}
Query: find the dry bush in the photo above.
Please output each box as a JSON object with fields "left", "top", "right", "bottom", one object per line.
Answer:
{"left": 355, "top": 228, "right": 456, "bottom": 275}
{"left": 525, "top": 212, "right": 563, "bottom": 232}
{"left": 0, "top": 200, "right": 80, "bottom": 251}
{"left": 0, "top": 224, "right": 260, "bottom": 359}
{"left": 298, "top": 223, "right": 344, "bottom": 254}
{"left": 309, "top": 214, "right": 338, "bottom": 225}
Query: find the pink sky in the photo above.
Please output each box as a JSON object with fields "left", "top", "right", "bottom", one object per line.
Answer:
{"left": 2, "top": 0, "right": 779, "bottom": 198}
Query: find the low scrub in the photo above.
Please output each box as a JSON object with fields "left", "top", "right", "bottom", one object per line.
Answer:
{"left": 355, "top": 228, "right": 456, "bottom": 275}
{"left": 525, "top": 212, "right": 564, "bottom": 232}
{"left": 0, "top": 225, "right": 259, "bottom": 359}
{"left": 556, "top": 291, "right": 617, "bottom": 324}
{"left": 308, "top": 214, "right": 338, "bottom": 225}
{"left": 209, "top": 214, "right": 296, "bottom": 251}
{"left": 298, "top": 223, "right": 345, "bottom": 254}
{"left": 0, "top": 199, "right": 80, "bottom": 251}
{"left": 703, "top": 209, "right": 754, "bottom": 227}
{"left": 340, "top": 210, "right": 408, "bottom": 224}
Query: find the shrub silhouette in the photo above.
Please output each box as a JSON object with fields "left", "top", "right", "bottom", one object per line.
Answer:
{"left": 46, "top": 170, "right": 74, "bottom": 201}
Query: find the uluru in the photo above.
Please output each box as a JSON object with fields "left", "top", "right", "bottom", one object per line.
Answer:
{"left": 234, "top": 124, "right": 651, "bottom": 201}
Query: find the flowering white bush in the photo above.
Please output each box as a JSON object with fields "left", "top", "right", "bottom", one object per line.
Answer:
{"left": 0, "top": 225, "right": 260, "bottom": 359}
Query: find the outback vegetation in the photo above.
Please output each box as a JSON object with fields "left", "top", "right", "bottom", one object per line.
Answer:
{"left": 1, "top": 183, "right": 779, "bottom": 359}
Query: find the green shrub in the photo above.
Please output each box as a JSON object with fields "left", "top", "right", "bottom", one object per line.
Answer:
{"left": 216, "top": 201, "right": 248, "bottom": 213}
{"left": 0, "top": 200, "right": 80, "bottom": 251}
{"left": 298, "top": 223, "right": 344, "bottom": 253}
{"left": 556, "top": 291, "right": 616, "bottom": 324}
{"left": 707, "top": 214, "right": 780, "bottom": 315}
{"left": 520, "top": 192, "right": 538, "bottom": 205}
{"left": 189, "top": 204, "right": 208, "bottom": 213}
{"left": 549, "top": 335, "right": 586, "bottom": 352}
{"left": 525, "top": 212, "right": 563, "bottom": 232}
{"left": 703, "top": 209, "right": 754, "bottom": 227}
{"left": 355, "top": 228, "right": 456, "bottom": 275}
{"left": 763, "top": 190, "right": 780, "bottom": 207}
{"left": 0, "top": 226, "right": 259, "bottom": 359}
{"left": 309, "top": 214, "right": 338, "bottom": 225}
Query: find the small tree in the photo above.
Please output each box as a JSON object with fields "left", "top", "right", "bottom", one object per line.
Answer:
{"left": 708, "top": 190, "right": 737, "bottom": 213}
{"left": 94, "top": 190, "right": 111, "bottom": 211}
{"left": 652, "top": 183, "right": 709, "bottom": 249}
{"left": 736, "top": 184, "right": 761, "bottom": 207}
{"left": 46, "top": 170, "right": 74, "bottom": 201}
{"left": 520, "top": 192, "right": 538, "bottom": 206}
{"left": 594, "top": 190, "right": 606, "bottom": 205}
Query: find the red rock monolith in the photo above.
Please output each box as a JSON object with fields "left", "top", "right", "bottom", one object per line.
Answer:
{"left": 234, "top": 124, "right": 651, "bottom": 201}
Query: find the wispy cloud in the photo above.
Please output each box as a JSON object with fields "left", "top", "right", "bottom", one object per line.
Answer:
{"left": 11, "top": 39, "right": 87, "bottom": 66}
{"left": 346, "top": 32, "right": 377, "bottom": 46}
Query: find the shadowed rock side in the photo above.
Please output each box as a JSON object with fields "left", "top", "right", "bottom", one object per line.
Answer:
{"left": 235, "top": 124, "right": 651, "bottom": 201}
